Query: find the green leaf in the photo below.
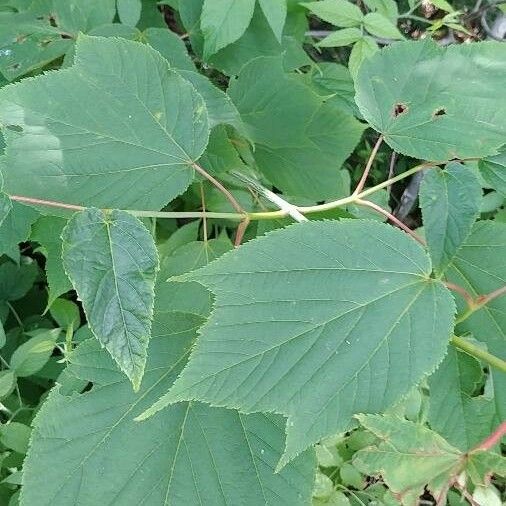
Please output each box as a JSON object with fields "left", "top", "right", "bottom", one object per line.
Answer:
{"left": 348, "top": 36, "right": 378, "bottom": 79}
{"left": 0, "top": 36, "right": 210, "bottom": 210}
{"left": 141, "top": 27, "right": 196, "bottom": 71}
{"left": 116, "top": 0, "right": 142, "bottom": 26}
{"left": 0, "top": 422, "right": 31, "bottom": 454}
{"left": 61, "top": 208, "right": 159, "bottom": 390}
{"left": 145, "top": 220, "right": 455, "bottom": 466}
{"left": 363, "top": 12, "right": 404, "bottom": 39}
{"left": 428, "top": 347, "right": 496, "bottom": 450}
{"left": 259, "top": 0, "right": 287, "bottom": 41}
{"left": 419, "top": 163, "right": 482, "bottom": 276}
{"left": 446, "top": 221, "right": 506, "bottom": 419}
{"left": 479, "top": 149, "right": 506, "bottom": 196}
{"left": 0, "top": 259, "right": 38, "bottom": 302}
{"left": 31, "top": 216, "right": 72, "bottom": 307}
{"left": 353, "top": 414, "right": 462, "bottom": 502}
{"left": 0, "top": 202, "right": 39, "bottom": 263}
{"left": 201, "top": 0, "right": 256, "bottom": 59}
{"left": 363, "top": 0, "right": 398, "bottom": 21}
{"left": 430, "top": 0, "right": 454, "bottom": 13}
{"left": 0, "top": 192, "right": 12, "bottom": 227}
{"left": 228, "top": 56, "right": 365, "bottom": 199}
{"left": 10, "top": 328, "right": 59, "bottom": 377}
{"left": 0, "top": 370, "right": 16, "bottom": 399}
{"left": 49, "top": 298, "right": 80, "bottom": 330}
{"left": 317, "top": 28, "right": 363, "bottom": 47}
{"left": 302, "top": 0, "right": 364, "bottom": 28}
{"left": 21, "top": 293, "right": 316, "bottom": 505}
{"left": 355, "top": 40, "right": 506, "bottom": 160}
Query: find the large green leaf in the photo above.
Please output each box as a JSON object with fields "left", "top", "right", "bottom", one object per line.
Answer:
{"left": 259, "top": 0, "right": 287, "bottom": 41}
{"left": 355, "top": 40, "right": 506, "bottom": 161}
{"left": 201, "top": 0, "right": 256, "bottom": 59}
{"left": 21, "top": 263, "right": 315, "bottom": 506}
{"left": 61, "top": 208, "right": 159, "bottom": 390}
{"left": 31, "top": 216, "right": 72, "bottom": 307}
{"left": 419, "top": 163, "right": 482, "bottom": 276}
{"left": 228, "top": 56, "right": 365, "bottom": 199}
{"left": 0, "top": 36, "right": 210, "bottom": 210}
{"left": 302, "top": 0, "right": 364, "bottom": 28}
{"left": 446, "top": 221, "right": 506, "bottom": 419}
{"left": 428, "top": 347, "right": 496, "bottom": 450}
{"left": 143, "top": 220, "right": 455, "bottom": 466}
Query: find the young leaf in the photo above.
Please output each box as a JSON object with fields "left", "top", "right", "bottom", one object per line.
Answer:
{"left": 49, "top": 298, "right": 80, "bottom": 330}
{"left": 302, "top": 0, "right": 364, "bottom": 27}
{"left": 446, "top": 221, "right": 506, "bottom": 419}
{"left": 419, "top": 163, "right": 482, "bottom": 276}
{"left": 428, "top": 347, "right": 496, "bottom": 450}
{"left": 145, "top": 220, "right": 455, "bottom": 467}
{"left": 228, "top": 56, "right": 365, "bottom": 199}
{"left": 61, "top": 208, "right": 159, "bottom": 390}
{"left": 353, "top": 414, "right": 462, "bottom": 503}
{"left": 259, "top": 0, "right": 287, "bottom": 41}
{"left": 201, "top": 0, "right": 256, "bottom": 59}
{"left": 31, "top": 216, "right": 72, "bottom": 307}
{"left": 116, "top": 0, "right": 142, "bottom": 26}
{"left": 21, "top": 294, "right": 315, "bottom": 505}
{"left": 355, "top": 40, "right": 506, "bottom": 160}
{"left": 429, "top": 0, "right": 454, "bottom": 13}
{"left": 363, "top": 0, "right": 398, "bottom": 21}
{"left": 317, "top": 28, "right": 363, "bottom": 47}
{"left": 348, "top": 36, "right": 378, "bottom": 79}
{"left": 363, "top": 12, "right": 404, "bottom": 39}
{"left": 10, "top": 328, "right": 59, "bottom": 377}
{"left": 479, "top": 149, "right": 506, "bottom": 196}
{"left": 0, "top": 36, "right": 210, "bottom": 210}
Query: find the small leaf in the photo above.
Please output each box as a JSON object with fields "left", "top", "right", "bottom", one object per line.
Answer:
{"left": 363, "top": 12, "right": 404, "bottom": 39}
{"left": 49, "top": 298, "right": 80, "bottom": 330}
{"left": 116, "top": 0, "right": 142, "bottom": 26}
{"left": 430, "top": 0, "right": 454, "bottom": 12}
{"left": 353, "top": 414, "right": 461, "bottom": 500}
{"left": 147, "top": 220, "right": 455, "bottom": 467}
{"left": 302, "top": 0, "right": 364, "bottom": 27}
{"left": 317, "top": 28, "right": 363, "bottom": 47}
{"left": 0, "top": 422, "right": 31, "bottom": 454}
{"left": 0, "top": 259, "right": 38, "bottom": 302}
{"left": 355, "top": 40, "right": 506, "bottom": 160}
{"left": 480, "top": 149, "right": 506, "bottom": 196}
{"left": 0, "top": 370, "right": 16, "bottom": 400}
{"left": 61, "top": 208, "right": 159, "bottom": 390}
{"left": 259, "top": 0, "right": 287, "bottom": 41}
{"left": 201, "top": 0, "right": 256, "bottom": 59}
{"left": 348, "top": 36, "right": 378, "bottom": 79}
{"left": 363, "top": 0, "right": 399, "bottom": 21}
{"left": 10, "top": 329, "right": 59, "bottom": 377}
{"left": 419, "top": 163, "right": 482, "bottom": 275}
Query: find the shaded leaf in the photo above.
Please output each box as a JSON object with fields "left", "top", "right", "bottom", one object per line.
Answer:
{"left": 355, "top": 40, "right": 506, "bottom": 160}
{"left": 62, "top": 208, "right": 159, "bottom": 390}
{"left": 0, "top": 259, "right": 38, "bottom": 301}
{"left": 480, "top": 149, "right": 506, "bottom": 196}
{"left": 419, "top": 163, "right": 482, "bottom": 276}
{"left": 144, "top": 220, "right": 455, "bottom": 467}
{"left": 0, "top": 36, "right": 209, "bottom": 210}
{"left": 0, "top": 202, "right": 39, "bottom": 262}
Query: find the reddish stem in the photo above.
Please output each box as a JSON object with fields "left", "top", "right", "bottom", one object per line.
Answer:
{"left": 234, "top": 218, "right": 250, "bottom": 248}
{"left": 192, "top": 163, "right": 246, "bottom": 216}
{"left": 473, "top": 421, "right": 506, "bottom": 452}
{"left": 355, "top": 199, "right": 426, "bottom": 245}
{"left": 353, "top": 135, "right": 384, "bottom": 196}
{"left": 476, "top": 285, "right": 506, "bottom": 307}
{"left": 444, "top": 281, "right": 476, "bottom": 309}
{"left": 10, "top": 195, "right": 85, "bottom": 212}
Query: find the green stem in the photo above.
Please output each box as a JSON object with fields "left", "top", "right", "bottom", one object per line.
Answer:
{"left": 450, "top": 335, "right": 506, "bottom": 373}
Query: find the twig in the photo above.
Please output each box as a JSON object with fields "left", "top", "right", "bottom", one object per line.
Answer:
{"left": 11, "top": 195, "right": 85, "bottom": 212}
{"left": 353, "top": 135, "right": 384, "bottom": 196}
{"left": 386, "top": 152, "right": 397, "bottom": 197}
{"left": 450, "top": 335, "right": 506, "bottom": 373}
{"left": 355, "top": 199, "right": 426, "bottom": 245}
{"left": 393, "top": 170, "right": 427, "bottom": 220}
{"left": 192, "top": 163, "right": 247, "bottom": 216}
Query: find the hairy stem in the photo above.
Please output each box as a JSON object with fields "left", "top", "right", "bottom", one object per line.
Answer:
{"left": 450, "top": 335, "right": 506, "bottom": 373}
